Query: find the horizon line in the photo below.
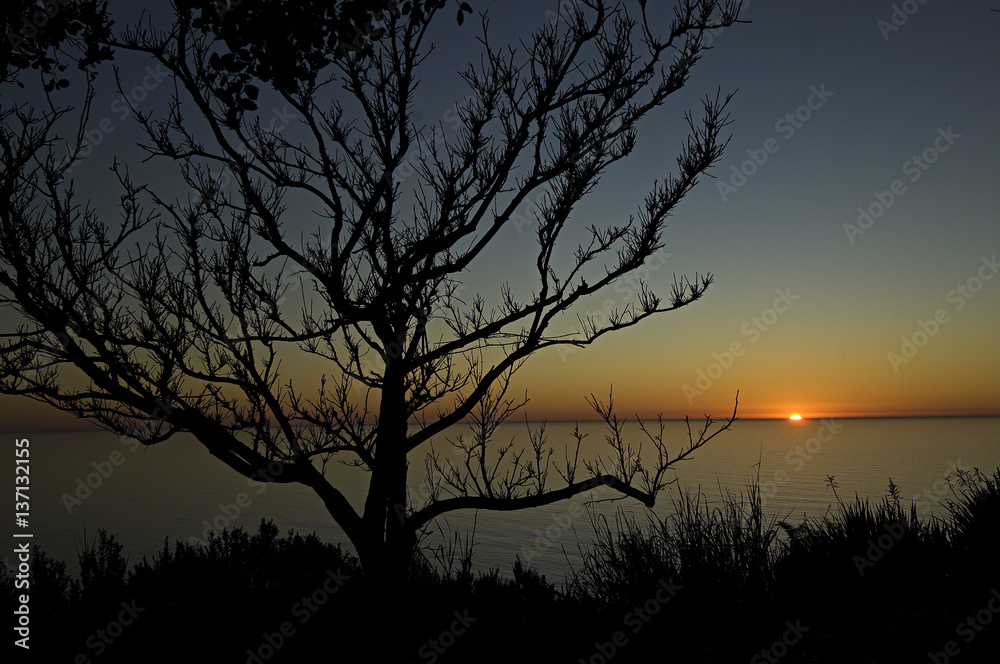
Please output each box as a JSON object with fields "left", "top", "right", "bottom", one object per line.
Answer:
{"left": 4, "top": 412, "right": 999, "bottom": 434}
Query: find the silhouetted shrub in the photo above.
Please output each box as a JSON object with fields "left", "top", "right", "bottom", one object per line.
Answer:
{"left": 13, "top": 466, "right": 1000, "bottom": 663}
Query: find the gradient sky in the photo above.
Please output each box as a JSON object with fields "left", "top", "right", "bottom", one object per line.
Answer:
{"left": 2, "top": 0, "right": 999, "bottom": 431}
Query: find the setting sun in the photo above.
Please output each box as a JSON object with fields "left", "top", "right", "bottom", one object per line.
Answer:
{"left": 789, "top": 414, "right": 802, "bottom": 420}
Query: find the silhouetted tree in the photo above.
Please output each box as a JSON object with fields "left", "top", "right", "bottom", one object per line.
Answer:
{"left": 1, "top": 0, "right": 741, "bottom": 586}
{"left": 1, "top": 0, "right": 112, "bottom": 86}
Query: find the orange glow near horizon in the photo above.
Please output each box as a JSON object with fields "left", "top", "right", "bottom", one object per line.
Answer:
{"left": 789, "top": 414, "right": 802, "bottom": 420}
{"left": 1, "top": 390, "right": 1000, "bottom": 433}
{"left": 1, "top": 331, "right": 1000, "bottom": 432}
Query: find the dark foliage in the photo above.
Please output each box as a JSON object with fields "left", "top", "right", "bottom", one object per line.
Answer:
{"left": 173, "top": 0, "right": 469, "bottom": 102}
{"left": 1, "top": 0, "right": 113, "bottom": 86}
{"left": 6, "top": 465, "right": 1000, "bottom": 662}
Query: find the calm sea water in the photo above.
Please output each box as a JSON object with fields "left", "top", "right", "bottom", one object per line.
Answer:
{"left": 6, "top": 417, "right": 998, "bottom": 581}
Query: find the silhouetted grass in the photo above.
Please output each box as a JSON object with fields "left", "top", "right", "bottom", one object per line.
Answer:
{"left": 568, "top": 473, "right": 780, "bottom": 612}
{"left": 565, "top": 474, "right": 785, "bottom": 660}
{"left": 941, "top": 467, "right": 1000, "bottom": 586}
{"left": 562, "top": 465, "right": 1000, "bottom": 661}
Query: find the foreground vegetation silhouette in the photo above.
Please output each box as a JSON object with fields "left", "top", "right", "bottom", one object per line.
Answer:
{"left": 6, "top": 465, "right": 999, "bottom": 662}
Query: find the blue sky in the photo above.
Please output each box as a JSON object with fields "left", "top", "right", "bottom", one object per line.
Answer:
{"left": 500, "top": 0, "right": 1000, "bottom": 420}
{"left": 2, "top": 0, "right": 998, "bottom": 430}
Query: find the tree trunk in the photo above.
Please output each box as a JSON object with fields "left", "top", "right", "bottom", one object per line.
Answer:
{"left": 355, "top": 462, "right": 414, "bottom": 591}
{"left": 357, "top": 365, "right": 415, "bottom": 591}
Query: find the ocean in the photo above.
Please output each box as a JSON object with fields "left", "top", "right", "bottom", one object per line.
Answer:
{"left": 6, "top": 416, "right": 998, "bottom": 582}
